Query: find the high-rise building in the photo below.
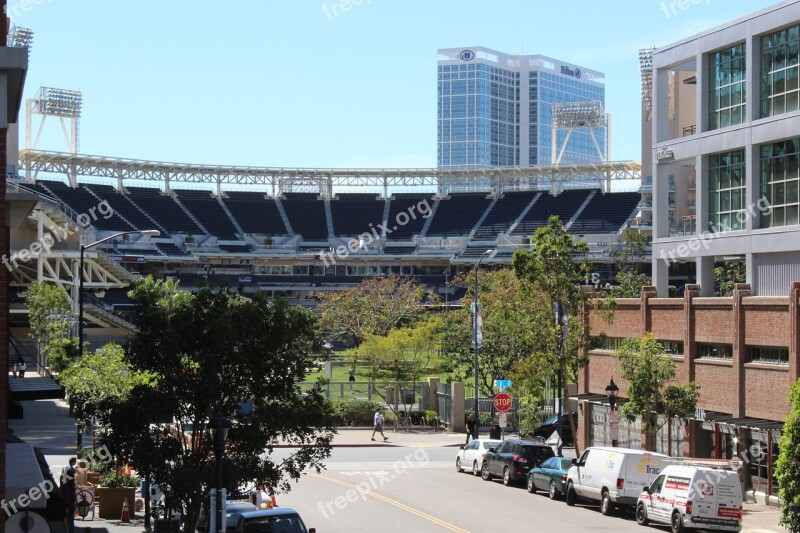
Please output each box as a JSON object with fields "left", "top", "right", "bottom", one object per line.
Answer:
{"left": 437, "top": 47, "right": 606, "bottom": 174}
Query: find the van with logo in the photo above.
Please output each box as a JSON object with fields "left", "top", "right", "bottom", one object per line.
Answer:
{"left": 636, "top": 463, "right": 742, "bottom": 532}
{"left": 565, "top": 446, "right": 669, "bottom": 515}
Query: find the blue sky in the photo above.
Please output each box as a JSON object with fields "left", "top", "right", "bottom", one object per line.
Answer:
{"left": 13, "top": 0, "right": 780, "bottom": 169}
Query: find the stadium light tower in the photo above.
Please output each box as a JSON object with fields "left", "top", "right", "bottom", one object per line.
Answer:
{"left": 26, "top": 85, "right": 83, "bottom": 155}
{"left": 550, "top": 100, "right": 609, "bottom": 166}
{"left": 640, "top": 47, "right": 655, "bottom": 116}
{"left": 7, "top": 26, "right": 33, "bottom": 54}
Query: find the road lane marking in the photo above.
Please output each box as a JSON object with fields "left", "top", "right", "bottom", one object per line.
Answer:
{"left": 311, "top": 472, "right": 471, "bottom": 533}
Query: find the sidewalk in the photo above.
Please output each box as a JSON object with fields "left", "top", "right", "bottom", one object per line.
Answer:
{"left": 277, "top": 426, "right": 470, "bottom": 448}
{"left": 743, "top": 502, "right": 788, "bottom": 532}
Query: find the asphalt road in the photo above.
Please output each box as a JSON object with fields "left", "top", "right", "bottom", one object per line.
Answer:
{"left": 274, "top": 447, "right": 645, "bottom": 532}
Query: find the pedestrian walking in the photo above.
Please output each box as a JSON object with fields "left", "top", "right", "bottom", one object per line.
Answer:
{"left": 18, "top": 361, "right": 26, "bottom": 378}
{"left": 348, "top": 366, "right": 356, "bottom": 390}
{"left": 370, "top": 408, "right": 389, "bottom": 442}
{"left": 61, "top": 457, "right": 77, "bottom": 533}
{"left": 466, "top": 414, "right": 476, "bottom": 444}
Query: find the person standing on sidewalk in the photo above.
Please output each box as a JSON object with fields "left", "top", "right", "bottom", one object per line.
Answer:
{"left": 60, "top": 457, "right": 77, "bottom": 533}
{"left": 466, "top": 414, "right": 476, "bottom": 444}
{"left": 370, "top": 408, "right": 388, "bottom": 442}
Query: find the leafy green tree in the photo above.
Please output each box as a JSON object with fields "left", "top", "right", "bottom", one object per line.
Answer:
{"left": 59, "top": 343, "right": 154, "bottom": 420}
{"left": 512, "top": 215, "right": 592, "bottom": 453}
{"left": 614, "top": 333, "right": 699, "bottom": 451}
{"left": 715, "top": 260, "right": 746, "bottom": 296}
{"left": 24, "top": 280, "right": 79, "bottom": 372}
{"left": 104, "top": 277, "right": 336, "bottom": 533}
{"left": 353, "top": 316, "right": 443, "bottom": 424}
{"left": 316, "top": 276, "right": 430, "bottom": 347}
{"left": 776, "top": 378, "right": 800, "bottom": 532}
{"left": 442, "top": 269, "right": 550, "bottom": 399}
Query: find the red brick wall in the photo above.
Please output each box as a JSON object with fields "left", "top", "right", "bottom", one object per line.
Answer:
{"left": 743, "top": 303, "right": 791, "bottom": 348}
{"left": 649, "top": 303, "right": 684, "bottom": 341}
{"left": 744, "top": 365, "right": 791, "bottom": 419}
{"left": 694, "top": 360, "right": 735, "bottom": 413}
{"left": 693, "top": 304, "right": 734, "bottom": 344}
{"left": 586, "top": 351, "right": 627, "bottom": 394}
{"left": 589, "top": 300, "right": 640, "bottom": 337}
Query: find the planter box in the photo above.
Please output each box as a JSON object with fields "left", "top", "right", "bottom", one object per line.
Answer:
{"left": 85, "top": 473, "right": 101, "bottom": 485}
{"left": 95, "top": 487, "right": 135, "bottom": 519}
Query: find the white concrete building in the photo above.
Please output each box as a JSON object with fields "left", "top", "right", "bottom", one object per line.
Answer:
{"left": 651, "top": 0, "right": 800, "bottom": 296}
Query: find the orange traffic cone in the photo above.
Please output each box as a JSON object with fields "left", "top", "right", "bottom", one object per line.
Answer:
{"left": 120, "top": 498, "right": 131, "bottom": 523}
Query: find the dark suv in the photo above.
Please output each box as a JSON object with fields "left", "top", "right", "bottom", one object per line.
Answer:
{"left": 481, "top": 439, "right": 555, "bottom": 486}
{"left": 529, "top": 412, "right": 577, "bottom": 446}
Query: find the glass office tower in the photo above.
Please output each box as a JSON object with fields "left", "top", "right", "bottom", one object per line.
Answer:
{"left": 438, "top": 47, "right": 606, "bottom": 173}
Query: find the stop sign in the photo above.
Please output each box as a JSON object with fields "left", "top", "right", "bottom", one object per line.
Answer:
{"left": 494, "top": 393, "right": 512, "bottom": 412}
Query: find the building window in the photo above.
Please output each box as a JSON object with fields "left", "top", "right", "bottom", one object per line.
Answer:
{"left": 761, "top": 25, "right": 800, "bottom": 117}
{"left": 709, "top": 150, "right": 746, "bottom": 232}
{"left": 660, "top": 341, "right": 684, "bottom": 356}
{"left": 748, "top": 346, "right": 789, "bottom": 364}
{"left": 760, "top": 139, "right": 800, "bottom": 228}
{"left": 590, "top": 336, "right": 625, "bottom": 350}
{"left": 696, "top": 343, "right": 733, "bottom": 359}
{"left": 708, "top": 43, "right": 746, "bottom": 130}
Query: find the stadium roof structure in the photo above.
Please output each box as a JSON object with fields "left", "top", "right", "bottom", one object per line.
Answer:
{"left": 19, "top": 150, "right": 641, "bottom": 196}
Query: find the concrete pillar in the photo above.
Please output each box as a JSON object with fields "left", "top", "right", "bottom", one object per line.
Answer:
{"left": 731, "top": 283, "right": 751, "bottom": 418}
{"left": 578, "top": 401, "right": 591, "bottom": 453}
{"left": 427, "top": 377, "right": 440, "bottom": 413}
{"left": 697, "top": 256, "right": 715, "bottom": 297}
{"left": 451, "top": 381, "right": 465, "bottom": 434}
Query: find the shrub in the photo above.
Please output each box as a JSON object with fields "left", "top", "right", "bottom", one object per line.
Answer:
{"left": 329, "top": 398, "right": 379, "bottom": 426}
{"left": 100, "top": 471, "right": 139, "bottom": 488}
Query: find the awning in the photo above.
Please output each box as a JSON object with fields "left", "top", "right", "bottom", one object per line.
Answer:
{"left": 9, "top": 376, "right": 65, "bottom": 401}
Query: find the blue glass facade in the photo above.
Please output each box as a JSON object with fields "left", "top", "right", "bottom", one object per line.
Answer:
{"left": 438, "top": 62, "right": 520, "bottom": 168}
{"left": 530, "top": 72, "right": 606, "bottom": 166}
{"left": 438, "top": 50, "right": 605, "bottom": 170}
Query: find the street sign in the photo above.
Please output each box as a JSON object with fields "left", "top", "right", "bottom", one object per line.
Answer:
{"left": 494, "top": 393, "right": 512, "bottom": 412}
{"left": 498, "top": 412, "right": 508, "bottom": 428}
{"left": 494, "top": 379, "right": 512, "bottom": 391}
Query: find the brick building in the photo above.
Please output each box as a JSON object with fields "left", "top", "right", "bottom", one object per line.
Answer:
{"left": 578, "top": 1, "right": 800, "bottom": 504}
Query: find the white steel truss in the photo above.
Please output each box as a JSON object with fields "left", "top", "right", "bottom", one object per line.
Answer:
{"left": 26, "top": 87, "right": 83, "bottom": 154}
{"left": 19, "top": 149, "right": 641, "bottom": 195}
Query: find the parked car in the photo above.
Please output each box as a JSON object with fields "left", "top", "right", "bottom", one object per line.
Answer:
{"left": 565, "top": 446, "right": 669, "bottom": 515}
{"left": 234, "top": 508, "right": 315, "bottom": 533}
{"left": 481, "top": 439, "right": 555, "bottom": 486}
{"left": 455, "top": 439, "right": 501, "bottom": 476}
{"left": 637, "top": 464, "right": 743, "bottom": 533}
{"left": 197, "top": 500, "right": 257, "bottom": 532}
{"left": 529, "top": 412, "right": 577, "bottom": 445}
{"left": 527, "top": 456, "right": 573, "bottom": 499}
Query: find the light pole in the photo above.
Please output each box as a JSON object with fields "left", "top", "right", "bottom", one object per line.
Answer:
{"left": 472, "top": 250, "right": 493, "bottom": 440}
{"left": 78, "top": 230, "right": 159, "bottom": 350}
{"left": 606, "top": 378, "right": 619, "bottom": 447}
{"left": 209, "top": 412, "right": 230, "bottom": 533}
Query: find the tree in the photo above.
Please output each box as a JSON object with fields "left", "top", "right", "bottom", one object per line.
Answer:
{"left": 103, "top": 277, "right": 336, "bottom": 533}
{"left": 59, "top": 343, "right": 154, "bottom": 420}
{"left": 24, "top": 280, "right": 79, "bottom": 372}
{"left": 441, "top": 269, "right": 550, "bottom": 398}
{"left": 775, "top": 378, "right": 800, "bottom": 532}
{"left": 316, "top": 276, "right": 430, "bottom": 347}
{"left": 512, "top": 215, "right": 592, "bottom": 454}
{"left": 715, "top": 260, "right": 746, "bottom": 296}
{"left": 354, "top": 316, "right": 443, "bottom": 425}
{"left": 614, "top": 333, "right": 699, "bottom": 451}
{"left": 609, "top": 228, "right": 652, "bottom": 298}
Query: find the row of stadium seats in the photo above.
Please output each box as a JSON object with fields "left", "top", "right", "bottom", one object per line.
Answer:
{"left": 24, "top": 181, "right": 639, "bottom": 242}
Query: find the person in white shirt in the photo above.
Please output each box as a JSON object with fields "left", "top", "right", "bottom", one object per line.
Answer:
{"left": 370, "top": 408, "right": 388, "bottom": 442}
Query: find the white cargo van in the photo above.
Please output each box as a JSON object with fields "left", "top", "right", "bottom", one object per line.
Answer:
{"left": 565, "top": 446, "right": 669, "bottom": 515}
{"left": 636, "top": 464, "right": 742, "bottom": 532}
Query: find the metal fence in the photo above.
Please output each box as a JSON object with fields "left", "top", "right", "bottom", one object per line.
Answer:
{"left": 436, "top": 382, "right": 451, "bottom": 427}
{"left": 301, "top": 381, "right": 427, "bottom": 408}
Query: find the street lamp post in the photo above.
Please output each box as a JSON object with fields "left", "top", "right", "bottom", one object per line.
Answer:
{"left": 78, "top": 230, "right": 159, "bottom": 349}
{"left": 606, "top": 378, "right": 619, "bottom": 447}
{"left": 472, "top": 250, "right": 493, "bottom": 440}
{"left": 209, "top": 412, "right": 230, "bottom": 533}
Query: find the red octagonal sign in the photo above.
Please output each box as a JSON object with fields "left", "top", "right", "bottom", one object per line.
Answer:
{"left": 494, "top": 393, "right": 512, "bottom": 412}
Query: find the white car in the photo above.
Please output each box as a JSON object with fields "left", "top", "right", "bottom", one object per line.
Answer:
{"left": 456, "top": 439, "right": 501, "bottom": 476}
